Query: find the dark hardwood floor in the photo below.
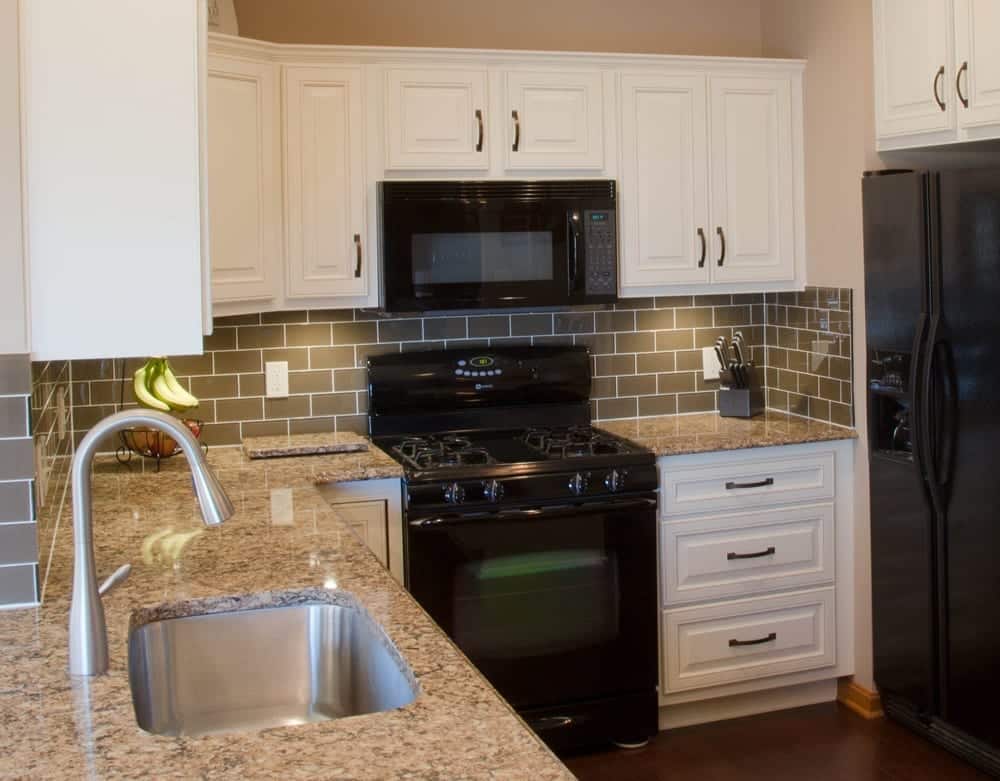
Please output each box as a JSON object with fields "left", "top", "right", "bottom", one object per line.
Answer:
{"left": 563, "top": 703, "right": 991, "bottom": 780}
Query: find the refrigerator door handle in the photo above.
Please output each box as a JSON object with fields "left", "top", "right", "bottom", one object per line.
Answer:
{"left": 931, "top": 338, "right": 958, "bottom": 490}
{"left": 909, "top": 312, "right": 930, "bottom": 483}
{"left": 920, "top": 313, "right": 947, "bottom": 515}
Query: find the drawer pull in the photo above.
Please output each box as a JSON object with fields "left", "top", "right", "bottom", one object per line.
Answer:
{"left": 725, "top": 477, "right": 774, "bottom": 490}
{"left": 729, "top": 632, "right": 777, "bottom": 648}
{"left": 727, "top": 546, "right": 776, "bottom": 561}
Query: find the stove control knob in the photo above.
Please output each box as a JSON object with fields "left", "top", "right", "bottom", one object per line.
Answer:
{"left": 483, "top": 479, "right": 505, "bottom": 503}
{"left": 604, "top": 469, "right": 626, "bottom": 493}
{"left": 443, "top": 482, "right": 466, "bottom": 504}
{"left": 568, "top": 472, "right": 589, "bottom": 496}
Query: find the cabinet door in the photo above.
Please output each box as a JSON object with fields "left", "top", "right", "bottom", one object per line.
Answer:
{"left": 619, "top": 75, "right": 709, "bottom": 288}
{"left": 284, "top": 65, "right": 367, "bottom": 300}
{"left": 385, "top": 67, "right": 489, "bottom": 170}
{"left": 504, "top": 70, "right": 605, "bottom": 171}
{"left": 954, "top": 0, "right": 1000, "bottom": 133}
{"left": 206, "top": 55, "right": 281, "bottom": 305}
{"left": 334, "top": 500, "right": 389, "bottom": 568}
{"left": 873, "top": 0, "right": 955, "bottom": 142}
{"left": 709, "top": 77, "right": 796, "bottom": 284}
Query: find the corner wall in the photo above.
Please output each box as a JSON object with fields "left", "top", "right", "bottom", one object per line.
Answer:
{"left": 760, "top": 0, "right": 879, "bottom": 690}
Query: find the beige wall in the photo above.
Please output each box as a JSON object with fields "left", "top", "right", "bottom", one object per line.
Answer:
{"left": 760, "top": 0, "right": 879, "bottom": 690}
{"left": 0, "top": 0, "right": 29, "bottom": 355}
{"left": 233, "top": 0, "right": 762, "bottom": 56}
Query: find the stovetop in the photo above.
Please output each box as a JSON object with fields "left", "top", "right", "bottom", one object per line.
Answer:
{"left": 375, "top": 425, "right": 652, "bottom": 481}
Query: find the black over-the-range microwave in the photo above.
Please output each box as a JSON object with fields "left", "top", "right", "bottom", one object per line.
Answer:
{"left": 377, "top": 180, "right": 618, "bottom": 313}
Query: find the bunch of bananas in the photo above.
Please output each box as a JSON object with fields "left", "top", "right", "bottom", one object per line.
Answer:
{"left": 133, "top": 358, "right": 200, "bottom": 413}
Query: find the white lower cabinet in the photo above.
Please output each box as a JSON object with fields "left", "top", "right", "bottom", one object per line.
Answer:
{"left": 657, "top": 440, "right": 854, "bottom": 723}
{"left": 317, "top": 478, "right": 404, "bottom": 584}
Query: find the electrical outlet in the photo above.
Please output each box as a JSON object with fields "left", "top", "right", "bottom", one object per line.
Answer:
{"left": 270, "top": 488, "right": 294, "bottom": 526}
{"left": 265, "top": 361, "right": 289, "bottom": 398}
{"left": 702, "top": 347, "right": 721, "bottom": 381}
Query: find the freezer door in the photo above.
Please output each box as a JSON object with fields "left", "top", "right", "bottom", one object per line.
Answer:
{"left": 863, "top": 171, "right": 938, "bottom": 712}
{"left": 938, "top": 168, "right": 1000, "bottom": 747}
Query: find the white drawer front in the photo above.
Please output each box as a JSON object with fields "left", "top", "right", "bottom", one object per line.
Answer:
{"left": 663, "top": 587, "right": 835, "bottom": 692}
{"left": 663, "top": 504, "right": 835, "bottom": 605}
{"left": 660, "top": 450, "right": 835, "bottom": 518}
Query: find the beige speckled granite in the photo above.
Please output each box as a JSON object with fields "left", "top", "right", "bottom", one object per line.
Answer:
{"left": 598, "top": 410, "right": 857, "bottom": 457}
{"left": 243, "top": 431, "right": 370, "bottom": 459}
{"left": 0, "top": 444, "right": 572, "bottom": 780}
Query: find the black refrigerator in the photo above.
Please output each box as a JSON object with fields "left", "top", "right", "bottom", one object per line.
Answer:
{"left": 865, "top": 168, "right": 1000, "bottom": 776}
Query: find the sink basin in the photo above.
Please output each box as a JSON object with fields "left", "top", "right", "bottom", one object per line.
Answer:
{"left": 128, "top": 601, "right": 419, "bottom": 737}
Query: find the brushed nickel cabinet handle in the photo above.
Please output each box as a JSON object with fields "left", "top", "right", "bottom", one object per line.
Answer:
{"left": 512, "top": 110, "right": 521, "bottom": 152}
{"left": 354, "top": 233, "right": 362, "bottom": 278}
{"left": 933, "top": 65, "right": 946, "bottom": 111}
{"left": 716, "top": 226, "right": 726, "bottom": 267}
{"left": 956, "top": 61, "right": 969, "bottom": 108}
{"left": 697, "top": 227, "right": 706, "bottom": 268}
{"left": 475, "top": 109, "right": 484, "bottom": 152}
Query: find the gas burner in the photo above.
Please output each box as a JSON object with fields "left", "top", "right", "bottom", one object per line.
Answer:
{"left": 522, "top": 426, "right": 629, "bottom": 459}
{"left": 393, "top": 434, "right": 495, "bottom": 470}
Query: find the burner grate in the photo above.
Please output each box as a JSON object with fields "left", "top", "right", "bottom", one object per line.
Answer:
{"left": 522, "top": 426, "right": 630, "bottom": 459}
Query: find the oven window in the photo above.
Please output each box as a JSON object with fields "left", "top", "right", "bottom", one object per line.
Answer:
{"left": 411, "top": 232, "right": 554, "bottom": 285}
{"left": 452, "top": 549, "right": 619, "bottom": 660}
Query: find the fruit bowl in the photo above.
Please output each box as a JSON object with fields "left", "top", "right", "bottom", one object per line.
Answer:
{"left": 117, "top": 419, "right": 205, "bottom": 469}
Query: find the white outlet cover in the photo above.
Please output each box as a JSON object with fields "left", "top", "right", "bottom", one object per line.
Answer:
{"left": 270, "top": 488, "right": 294, "bottom": 526}
{"left": 702, "top": 347, "right": 721, "bottom": 381}
{"left": 265, "top": 361, "right": 289, "bottom": 398}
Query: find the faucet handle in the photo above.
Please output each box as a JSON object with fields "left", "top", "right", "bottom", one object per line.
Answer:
{"left": 98, "top": 563, "right": 132, "bottom": 598}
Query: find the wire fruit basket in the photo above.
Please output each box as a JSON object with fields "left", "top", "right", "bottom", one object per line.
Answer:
{"left": 116, "top": 419, "right": 207, "bottom": 472}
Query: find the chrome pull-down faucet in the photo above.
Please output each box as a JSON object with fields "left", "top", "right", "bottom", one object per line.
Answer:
{"left": 68, "top": 410, "right": 235, "bottom": 676}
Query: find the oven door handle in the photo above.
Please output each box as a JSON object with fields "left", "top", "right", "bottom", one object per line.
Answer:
{"left": 409, "top": 497, "right": 658, "bottom": 528}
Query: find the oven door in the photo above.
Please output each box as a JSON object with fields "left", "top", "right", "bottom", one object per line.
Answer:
{"left": 381, "top": 197, "right": 575, "bottom": 312}
{"left": 406, "top": 496, "right": 658, "bottom": 710}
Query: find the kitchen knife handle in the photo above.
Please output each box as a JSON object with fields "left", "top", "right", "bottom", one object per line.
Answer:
{"left": 729, "top": 632, "right": 776, "bottom": 648}
{"left": 697, "top": 228, "right": 706, "bottom": 268}
{"left": 716, "top": 226, "right": 726, "bottom": 266}
{"left": 933, "top": 65, "right": 946, "bottom": 111}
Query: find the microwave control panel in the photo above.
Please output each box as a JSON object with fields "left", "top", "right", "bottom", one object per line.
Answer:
{"left": 583, "top": 210, "right": 617, "bottom": 295}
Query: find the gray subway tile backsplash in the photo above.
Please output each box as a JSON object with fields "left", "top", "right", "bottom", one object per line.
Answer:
{"left": 0, "top": 523, "right": 39, "bottom": 566}
{"left": 0, "top": 564, "right": 38, "bottom": 607}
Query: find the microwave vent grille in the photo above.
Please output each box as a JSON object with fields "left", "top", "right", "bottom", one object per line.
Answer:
{"left": 379, "top": 179, "right": 616, "bottom": 202}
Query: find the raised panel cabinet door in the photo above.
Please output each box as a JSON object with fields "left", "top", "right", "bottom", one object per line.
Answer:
{"left": 709, "top": 77, "right": 795, "bottom": 284}
{"left": 384, "top": 67, "right": 489, "bottom": 170}
{"left": 284, "top": 65, "right": 367, "bottom": 300}
{"left": 619, "top": 74, "right": 709, "bottom": 288}
{"left": 334, "top": 500, "right": 389, "bottom": 568}
{"left": 873, "top": 0, "right": 955, "bottom": 142}
{"left": 954, "top": 0, "right": 1000, "bottom": 133}
{"left": 206, "top": 55, "right": 281, "bottom": 304}
{"left": 504, "top": 70, "right": 605, "bottom": 171}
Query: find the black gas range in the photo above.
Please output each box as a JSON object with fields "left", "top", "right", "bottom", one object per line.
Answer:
{"left": 368, "top": 346, "right": 659, "bottom": 753}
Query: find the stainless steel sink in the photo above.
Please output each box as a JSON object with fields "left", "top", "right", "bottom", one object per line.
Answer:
{"left": 128, "top": 602, "right": 419, "bottom": 737}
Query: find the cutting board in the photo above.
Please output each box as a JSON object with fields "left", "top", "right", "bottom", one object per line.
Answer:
{"left": 242, "top": 432, "right": 369, "bottom": 459}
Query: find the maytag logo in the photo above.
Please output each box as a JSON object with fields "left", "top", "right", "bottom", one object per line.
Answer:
{"left": 475, "top": 383, "right": 494, "bottom": 391}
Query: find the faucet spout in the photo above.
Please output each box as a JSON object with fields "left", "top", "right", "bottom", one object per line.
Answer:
{"left": 69, "top": 409, "right": 234, "bottom": 676}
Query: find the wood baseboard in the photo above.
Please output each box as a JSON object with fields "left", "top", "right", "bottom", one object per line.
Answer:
{"left": 837, "top": 678, "right": 883, "bottom": 719}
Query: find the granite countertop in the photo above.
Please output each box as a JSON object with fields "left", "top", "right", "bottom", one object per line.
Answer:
{"left": 598, "top": 410, "right": 857, "bottom": 457}
{"left": 0, "top": 444, "right": 573, "bottom": 780}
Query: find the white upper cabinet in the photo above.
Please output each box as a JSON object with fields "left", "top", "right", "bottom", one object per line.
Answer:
{"left": 954, "top": 0, "right": 1000, "bottom": 135}
{"left": 22, "top": 1, "right": 209, "bottom": 360}
{"left": 283, "top": 65, "right": 368, "bottom": 300}
{"left": 503, "top": 70, "right": 606, "bottom": 171}
{"left": 618, "top": 71, "right": 802, "bottom": 295}
{"left": 873, "top": 0, "right": 1000, "bottom": 149}
{"left": 709, "top": 77, "right": 795, "bottom": 284}
{"left": 206, "top": 55, "right": 281, "bottom": 307}
{"left": 619, "top": 75, "right": 709, "bottom": 287}
{"left": 873, "top": 0, "right": 955, "bottom": 145}
{"left": 384, "top": 67, "right": 489, "bottom": 170}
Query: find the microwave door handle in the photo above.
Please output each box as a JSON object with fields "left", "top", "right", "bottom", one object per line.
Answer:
{"left": 567, "top": 211, "right": 580, "bottom": 293}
